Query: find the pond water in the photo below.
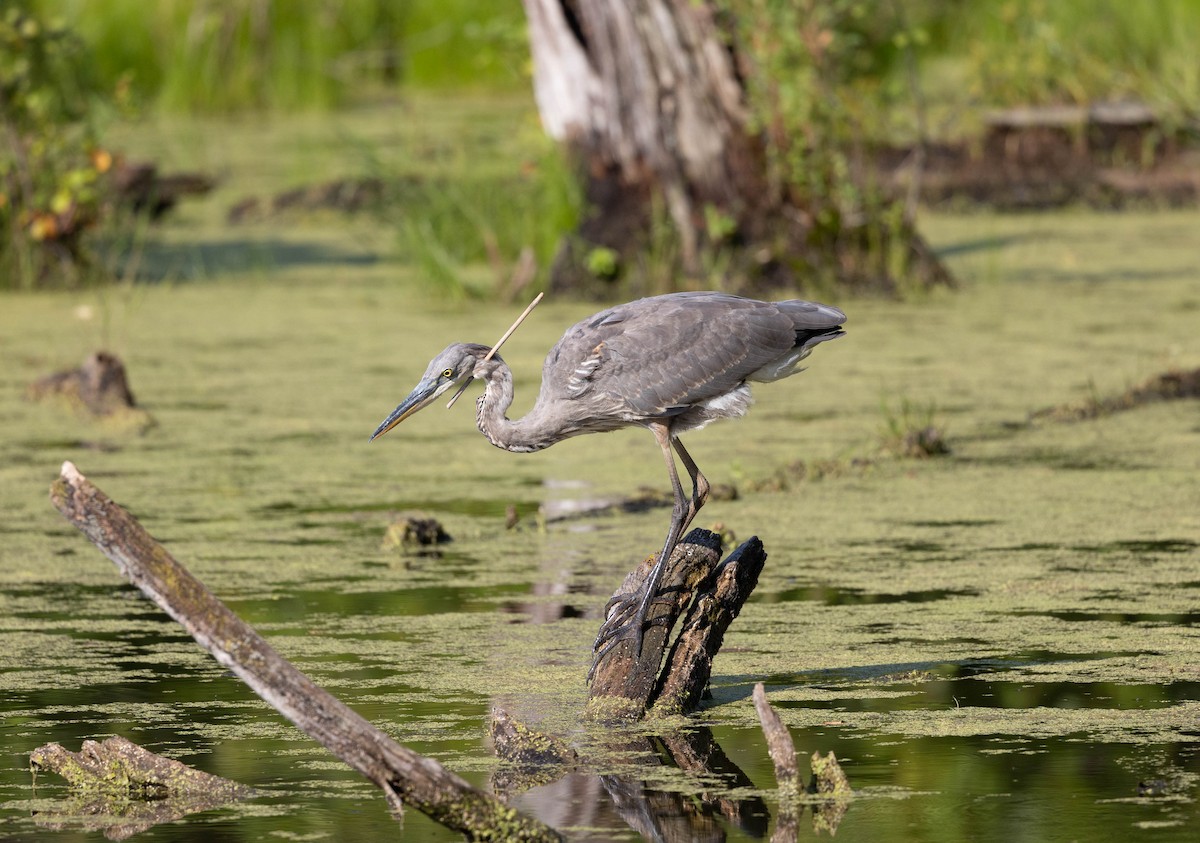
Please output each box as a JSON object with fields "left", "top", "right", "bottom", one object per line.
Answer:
{"left": 1, "top": 207, "right": 1199, "bottom": 840}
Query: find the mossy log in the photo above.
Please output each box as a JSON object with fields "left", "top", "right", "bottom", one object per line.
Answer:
{"left": 30, "top": 735, "right": 252, "bottom": 800}
{"left": 29, "top": 735, "right": 255, "bottom": 839}
{"left": 48, "top": 461, "right": 560, "bottom": 843}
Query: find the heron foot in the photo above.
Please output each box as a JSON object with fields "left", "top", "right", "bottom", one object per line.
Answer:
{"left": 589, "top": 589, "right": 671, "bottom": 680}
{"left": 588, "top": 609, "right": 670, "bottom": 682}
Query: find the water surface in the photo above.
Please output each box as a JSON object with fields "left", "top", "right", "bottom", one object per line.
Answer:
{"left": 1, "top": 163, "right": 1198, "bottom": 838}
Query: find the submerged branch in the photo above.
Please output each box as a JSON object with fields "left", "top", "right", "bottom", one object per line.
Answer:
{"left": 30, "top": 736, "right": 253, "bottom": 840}
{"left": 49, "top": 461, "right": 559, "bottom": 843}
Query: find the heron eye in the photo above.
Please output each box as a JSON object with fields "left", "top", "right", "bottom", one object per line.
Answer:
{"left": 442, "top": 368, "right": 454, "bottom": 379}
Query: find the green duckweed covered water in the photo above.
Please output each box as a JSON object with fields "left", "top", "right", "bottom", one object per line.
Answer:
{"left": 1, "top": 110, "right": 1199, "bottom": 839}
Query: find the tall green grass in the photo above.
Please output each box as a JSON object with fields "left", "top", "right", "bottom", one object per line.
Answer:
{"left": 31, "top": 0, "right": 527, "bottom": 113}
{"left": 390, "top": 142, "right": 581, "bottom": 300}
{"left": 950, "top": 0, "right": 1200, "bottom": 115}
{"left": 27, "top": 0, "right": 1200, "bottom": 124}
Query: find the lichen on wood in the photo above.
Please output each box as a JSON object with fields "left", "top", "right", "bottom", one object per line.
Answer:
{"left": 29, "top": 736, "right": 253, "bottom": 840}
{"left": 30, "top": 735, "right": 253, "bottom": 800}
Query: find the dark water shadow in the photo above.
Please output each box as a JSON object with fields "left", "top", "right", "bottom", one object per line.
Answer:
{"left": 506, "top": 726, "right": 771, "bottom": 842}
{"left": 769, "top": 585, "right": 977, "bottom": 606}
{"left": 935, "top": 234, "right": 1031, "bottom": 258}
{"left": 1012, "top": 608, "right": 1200, "bottom": 625}
{"left": 111, "top": 238, "right": 378, "bottom": 283}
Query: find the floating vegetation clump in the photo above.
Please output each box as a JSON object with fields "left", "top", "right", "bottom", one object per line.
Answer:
{"left": 1034, "top": 367, "right": 1200, "bottom": 422}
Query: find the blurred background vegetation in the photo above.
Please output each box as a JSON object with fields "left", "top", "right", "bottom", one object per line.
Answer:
{"left": 21, "top": 0, "right": 1200, "bottom": 117}
{"left": 3, "top": 0, "right": 1199, "bottom": 290}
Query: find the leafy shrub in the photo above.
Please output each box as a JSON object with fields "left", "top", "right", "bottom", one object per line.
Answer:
{"left": 0, "top": 5, "right": 108, "bottom": 287}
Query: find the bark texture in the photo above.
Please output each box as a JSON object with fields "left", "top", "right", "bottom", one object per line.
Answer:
{"left": 651, "top": 536, "right": 767, "bottom": 714}
{"left": 49, "top": 461, "right": 559, "bottom": 843}
{"left": 587, "top": 529, "right": 722, "bottom": 718}
{"left": 524, "top": 0, "right": 764, "bottom": 288}
{"left": 588, "top": 530, "right": 767, "bottom": 720}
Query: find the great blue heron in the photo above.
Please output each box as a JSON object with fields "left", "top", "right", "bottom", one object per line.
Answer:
{"left": 370, "top": 292, "right": 846, "bottom": 657}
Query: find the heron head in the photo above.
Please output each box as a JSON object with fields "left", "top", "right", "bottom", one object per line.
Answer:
{"left": 369, "top": 343, "right": 494, "bottom": 441}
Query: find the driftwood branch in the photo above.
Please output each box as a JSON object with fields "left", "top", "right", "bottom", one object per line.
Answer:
{"left": 753, "top": 683, "right": 800, "bottom": 798}
{"left": 753, "top": 683, "right": 853, "bottom": 841}
{"left": 49, "top": 461, "right": 559, "bottom": 842}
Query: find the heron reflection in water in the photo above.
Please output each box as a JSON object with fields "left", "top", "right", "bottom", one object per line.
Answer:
{"left": 370, "top": 292, "right": 845, "bottom": 657}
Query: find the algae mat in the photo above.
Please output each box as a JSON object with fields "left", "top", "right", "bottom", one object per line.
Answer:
{"left": 1, "top": 210, "right": 1198, "bottom": 840}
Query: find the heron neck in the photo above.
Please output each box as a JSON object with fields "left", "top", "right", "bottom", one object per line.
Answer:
{"left": 474, "top": 362, "right": 559, "bottom": 453}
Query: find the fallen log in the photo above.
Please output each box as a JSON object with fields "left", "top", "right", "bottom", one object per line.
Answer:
{"left": 30, "top": 735, "right": 253, "bottom": 801}
{"left": 48, "top": 461, "right": 559, "bottom": 842}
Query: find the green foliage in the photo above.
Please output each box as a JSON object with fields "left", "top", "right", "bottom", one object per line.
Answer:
{"left": 730, "top": 0, "right": 932, "bottom": 291}
{"left": 879, "top": 396, "right": 949, "bottom": 458}
{"left": 30, "top": 0, "right": 528, "bottom": 113}
{"left": 400, "top": 0, "right": 528, "bottom": 91}
{"left": 0, "top": 3, "right": 107, "bottom": 288}
{"left": 584, "top": 246, "right": 619, "bottom": 280}
{"left": 389, "top": 141, "right": 581, "bottom": 299}
{"left": 955, "top": 0, "right": 1200, "bottom": 117}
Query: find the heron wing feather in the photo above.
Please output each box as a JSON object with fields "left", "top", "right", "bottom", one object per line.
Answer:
{"left": 543, "top": 293, "right": 828, "bottom": 420}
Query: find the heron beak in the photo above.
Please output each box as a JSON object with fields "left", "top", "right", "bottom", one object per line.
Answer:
{"left": 369, "top": 378, "right": 452, "bottom": 442}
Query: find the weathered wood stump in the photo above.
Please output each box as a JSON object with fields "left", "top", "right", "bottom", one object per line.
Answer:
{"left": 587, "top": 530, "right": 767, "bottom": 720}
{"left": 48, "top": 461, "right": 559, "bottom": 842}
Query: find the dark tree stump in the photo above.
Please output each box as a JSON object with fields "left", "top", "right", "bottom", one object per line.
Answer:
{"left": 28, "top": 351, "right": 155, "bottom": 432}
{"left": 587, "top": 530, "right": 722, "bottom": 718}
{"left": 651, "top": 537, "right": 766, "bottom": 715}
{"left": 588, "top": 530, "right": 767, "bottom": 720}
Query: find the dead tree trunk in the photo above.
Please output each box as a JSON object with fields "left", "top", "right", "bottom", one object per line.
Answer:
{"left": 49, "top": 461, "right": 560, "bottom": 843}
{"left": 525, "top": 0, "right": 763, "bottom": 291}
{"left": 523, "top": 0, "right": 952, "bottom": 296}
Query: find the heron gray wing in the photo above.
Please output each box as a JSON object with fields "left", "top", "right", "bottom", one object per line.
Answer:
{"left": 542, "top": 293, "right": 810, "bottom": 420}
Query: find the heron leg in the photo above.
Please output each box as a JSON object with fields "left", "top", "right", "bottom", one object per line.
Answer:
{"left": 600, "top": 424, "right": 689, "bottom": 657}
{"left": 671, "top": 437, "right": 710, "bottom": 530}
{"left": 591, "top": 429, "right": 713, "bottom": 670}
